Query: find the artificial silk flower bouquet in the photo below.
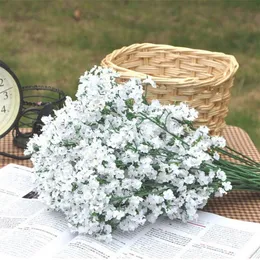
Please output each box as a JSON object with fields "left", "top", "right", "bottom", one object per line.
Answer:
{"left": 25, "top": 66, "right": 260, "bottom": 242}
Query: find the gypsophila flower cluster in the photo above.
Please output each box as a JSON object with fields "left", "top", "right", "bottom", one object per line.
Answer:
{"left": 25, "top": 66, "right": 232, "bottom": 242}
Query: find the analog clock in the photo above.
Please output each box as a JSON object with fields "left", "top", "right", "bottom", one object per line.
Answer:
{"left": 0, "top": 60, "right": 22, "bottom": 139}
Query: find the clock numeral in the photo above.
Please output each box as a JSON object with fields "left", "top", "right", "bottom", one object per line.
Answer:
{"left": 3, "top": 91, "right": 8, "bottom": 100}
{"left": 1, "top": 105, "right": 6, "bottom": 113}
{"left": 0, "top": 79, "right": 4, "bottom": 87}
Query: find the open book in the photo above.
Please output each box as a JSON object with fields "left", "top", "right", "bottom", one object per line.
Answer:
{"left": 0, "top": 163, "right": 260, "bottom": 259}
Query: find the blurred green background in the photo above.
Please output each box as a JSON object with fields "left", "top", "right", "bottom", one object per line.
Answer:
{"left": 0, "top": 0, "right": 259, "bottom": 148}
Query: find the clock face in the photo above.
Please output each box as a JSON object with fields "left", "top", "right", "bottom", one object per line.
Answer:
{"left": 0, "top": 65, "right": 22, "bottom": 138}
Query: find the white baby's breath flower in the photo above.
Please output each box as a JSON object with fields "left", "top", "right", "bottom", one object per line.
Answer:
{"left": 216, "top": 169, "right": 227, "bottom": 181}
{"left": 215, "top": 187, "right": 227, "bottom": 197}
{"left": 26, "top": 66, "right": 230, "bottom": 242}
{"left": 211, "top": 136, "right": 226, "bottom": 148}
{"left": 184, "top": 175, "right": 195, "bottom": 184}
{"left": 143, "top": 76, "right": 156, "bottom": 88}
{"left": 213, "top": 151, "right": 220, "bottom": 160}
{"left": 163, "top": 189, "right": 174, "bottom": 200}
{"left": 223, "top": 181, "right": 232, "bottom": 191}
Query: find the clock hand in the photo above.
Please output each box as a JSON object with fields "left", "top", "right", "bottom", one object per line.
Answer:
{"left": 0, "top": 87, "right": 12, "bottom": 94}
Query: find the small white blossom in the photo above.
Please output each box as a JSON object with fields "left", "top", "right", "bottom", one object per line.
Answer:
{"left": 213, "top": 151, "right": 220, "bottom": 160}
{"left": 216, "top": 169, "right": 227, "bottom": 181}
{"left": 223, "top": 181, "right": 232, "bottom": 191}
{"left": 211, "top": 136, "right": 226, "bottom": 148}
{"left": 163, "top": 189, "right": 174, "bottom": 200}
{"left": 215, "top": 187, "right": 227, "bottom": 197}
{"left": 143, "top": 76, "right": 156, "bottom": 88}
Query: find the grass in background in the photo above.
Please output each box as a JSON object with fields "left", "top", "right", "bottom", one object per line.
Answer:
{"left": 0, "top": 0, "right": 259, "bottom": 149}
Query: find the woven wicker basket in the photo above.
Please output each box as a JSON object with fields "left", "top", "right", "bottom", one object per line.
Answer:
{"left": 101, "top": 43, "right": 239, "bottom": 135}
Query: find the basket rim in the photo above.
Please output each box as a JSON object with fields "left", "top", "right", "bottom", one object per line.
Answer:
{"left": 101, "top": 43, "right": 239, "bottom": 88}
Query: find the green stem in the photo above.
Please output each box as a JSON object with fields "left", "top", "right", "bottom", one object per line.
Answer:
{"left": 215, "top": 147, "right": 259, "bottom": 167}
{"left": 224, "top": 146, "right": 260, "bottom": 167}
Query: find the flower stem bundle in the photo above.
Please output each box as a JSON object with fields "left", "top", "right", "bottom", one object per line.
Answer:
{"left": 25, "top": 66, "right": 260, "bottom": 242}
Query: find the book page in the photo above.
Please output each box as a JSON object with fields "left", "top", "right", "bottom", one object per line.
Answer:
{"left": 118, "top": 212, "right": 260, "bottom": 259}
{"left": 54, "top": 223, "right": 150, "bottom": 259}
{"left": 123, "top": 212, "right": 260, "bottom": 259}
{"left": 0, "top": 208, "right": 74, "bottom": 258}
{"left": 0, "top": 164, "right": 34, "bottom": 203}
{"left": 187, "top": 212, "right": 260, "bottom": 259}
{"left": 54, "top": 211, "right": 260, "bottom": 259}
{"left": 0, "top": 198, "right": 46, "bottom": 230}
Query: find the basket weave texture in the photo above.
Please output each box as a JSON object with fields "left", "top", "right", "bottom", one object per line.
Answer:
{"left": 101, "top": 43, "right": 239, "bottom": 135}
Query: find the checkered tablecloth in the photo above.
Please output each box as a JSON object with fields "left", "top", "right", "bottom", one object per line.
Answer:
{"left": 0, "top": 126, "right": 260, "bottom": 222}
